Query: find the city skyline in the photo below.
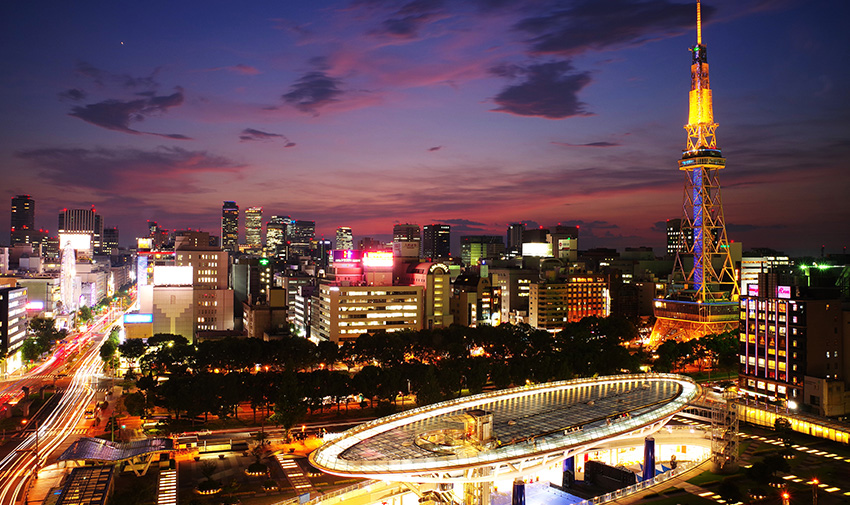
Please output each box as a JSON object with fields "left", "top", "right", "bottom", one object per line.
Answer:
{"left": 1, "top": 0, "right": 848, "bottom": 255}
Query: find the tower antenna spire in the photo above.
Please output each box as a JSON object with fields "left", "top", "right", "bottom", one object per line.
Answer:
{"left": 696, "top": 0, "right": 702, "bottom": 45}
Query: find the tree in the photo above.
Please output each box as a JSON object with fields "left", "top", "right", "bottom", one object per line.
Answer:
{"left": 77, "top": 305, "right": 93, "bottom": 323}
{"left": 21, "top": 338, "right": 41, "bottom": 363}
{"left": 271, "top": 370, "right": 307, "bottom": 442}
{"left": 124, "top": 392, "right": 147, "bottom": 416}
{"left": 100, "top": 340, "right": 118, "bottom": 374}
{"left": 119, "top": 339, "right": 147, "bottom": 367}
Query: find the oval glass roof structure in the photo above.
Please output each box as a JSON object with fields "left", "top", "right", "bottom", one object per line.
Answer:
{"left": 310, "top": 373, "right": 699, "bottom": 482}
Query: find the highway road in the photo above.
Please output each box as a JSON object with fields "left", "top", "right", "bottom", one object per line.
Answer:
{"left": 0, "top": 307, "right": 124, "bottom": 505}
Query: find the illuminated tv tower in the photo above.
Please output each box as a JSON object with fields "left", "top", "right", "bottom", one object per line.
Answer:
{"left": 652, "top": 0, "right": 739, "bottom": 343}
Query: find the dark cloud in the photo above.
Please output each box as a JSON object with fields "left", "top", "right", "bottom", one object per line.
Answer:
{"left": 427, "top": 145, "right": 443, "bottom": 151}
{"left": 369, "top": 0, "right": 445, "bottom": 39}
{"left": 204, "top": 64, "right": 261, "bottom": 75}
{"left": 433, "top": 218, "right": 487, "bottom": 226}
{"left": 68, "top": 88, "right": 190, "bottom": 139}
{"left": 490, "top": 61, "right": 592, "bottom": 119}
{"left": 239, "top": 128, "right": 296, "bottom": 147}
{"left": 74, "top": 60, "right": 160, "bottom": 89}
{"left": 282, "top": 62, "right": 345, "bottom": 115}
{"left": 58, "top": 88, "right": 87, "bottom": 101}
{"left": 515, "top": 0, "right": 710, "bottom": 56}
{"left": 726, "top": 223, "right": 787, "bottom": 233}
{"left": 16, "top": 146, "right": 242, "bottom": 194}
{"left": 552, "top": 141, "right": 620, "bottom": 147}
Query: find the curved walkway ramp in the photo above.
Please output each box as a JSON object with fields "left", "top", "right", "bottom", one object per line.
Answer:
{"left": 311, "top": 374, "right": 699, "bottom": 483}
{"left": 58, "top": 437, "right": 174, "bottom": 476}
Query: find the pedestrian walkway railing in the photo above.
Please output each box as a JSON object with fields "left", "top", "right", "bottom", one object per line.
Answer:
{"left": 574, "top": 454, "right": 710, "bottom": 505}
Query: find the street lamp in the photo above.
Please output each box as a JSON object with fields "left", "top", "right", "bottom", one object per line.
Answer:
{"left": 812, "top": 478, "right": 819, "bottom": 505}
{"left": 781, "top": 488, "right": 790, "bottom": 505}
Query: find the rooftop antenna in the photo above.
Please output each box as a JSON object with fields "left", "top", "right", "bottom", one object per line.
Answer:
{"left": 696, "top": 0, "right": 702, "bottom": 44}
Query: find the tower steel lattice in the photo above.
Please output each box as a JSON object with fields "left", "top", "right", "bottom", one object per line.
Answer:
{"left": 651, "top": 1, "right": 739, "bottom": 344}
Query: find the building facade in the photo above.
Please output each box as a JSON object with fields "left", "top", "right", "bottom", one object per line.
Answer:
{"left": 336, "top": 227, "right": 354, "bottom": 251}
{"left": 10, "top": 195, "right": 35, "bottom": 246}
{"left": 245, "top": 207, "right": 263, "bottom": 251}
{"left": 311, "top": 282, "right": 423, "bottom": 344}
{"left": 461, "top": 236, "right": 505, "bottom": 267}
{"left": 529, "top": 275, "right": 610, "bottom": 332}
{"left": 0, "top": 285, "right": 28, "bottom": 360}
{"left": 422, "top": 224, "right": 451, "bottom": 260}
{"left": 221, "top": 201, "right": 239, "bottom": 252}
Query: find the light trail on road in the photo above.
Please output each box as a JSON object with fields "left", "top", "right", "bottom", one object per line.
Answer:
{"left": 0, "top": 307, "right": 125, "bottom": 505}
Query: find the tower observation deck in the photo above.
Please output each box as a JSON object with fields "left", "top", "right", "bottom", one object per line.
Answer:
{"left": 652, "top": 0, "right": 739, "bottom": 344}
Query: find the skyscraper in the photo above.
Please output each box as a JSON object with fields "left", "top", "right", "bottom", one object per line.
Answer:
{"left": 58, "top": 206, "right": 103, "bottom": 254}
{"left": 461, "top": 235, "right": 505, "bottom": 266}
{"left": 221, "top": 201, "right": 239, "bottom": 252}
{"left": 422, "top": 224, "right": 451, "bottom": 259}
{"left": 103, "top": 227, "right": 119, "bottom": 253}
{"left": 266, "top": 215, "right": 290, "bottom": 260}
{"left": 245, "top": 206, "right": 263, "bottom": 250}
{"left": 288, "top": 220, "right": 315, "bottom": 259}
{"left": 652, "top": 1, "right": 739, "bottom": 343}
{"left": 335, "top": 227, "right": 353, "bottom": 250}
{"left": 10, "top": 195, "right": 34, "bottom": 246}
{"left": 507, "top": 223, "right": 525, "bottom": 256}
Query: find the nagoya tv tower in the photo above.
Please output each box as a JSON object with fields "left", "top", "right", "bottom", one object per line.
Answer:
{"left": 652, "top": 0, "right": 739, "bottom": 344}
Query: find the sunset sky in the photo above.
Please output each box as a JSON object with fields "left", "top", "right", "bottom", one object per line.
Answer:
{"left": 1, "top": 0, "right": 848, "bottom": 255}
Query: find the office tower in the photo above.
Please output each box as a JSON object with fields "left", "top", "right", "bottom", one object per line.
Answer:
{"left": 10, "top": 195, "right": 35, "bottom": 246}
{"left": 393, "top": 223, "right": 421, "bottom": 258}
{"left": 148, "top": 220, "right": 158, "bottom": 237}
{"left": 507, "top": 223, "right": 525, "bottom": 256}
{"left": 335, "top": 227, "right": 354, "bottom": 250}
{"left": 738, "top": 273, "right": 845, "bottom": 414}
{"left": 652, "top": 2, "right": 738, "bottom": 343}
{"left": 529, "top": 274, "right": 609, "bottom": 331}
{"left": 422, "top": 224, "right": 451, "bottom": 260}
{"left": 666, "top": 218, "right": 683, "bottom": 257}
{"left": 221, "top": 201, "right": 239, "bottom": 252}
{"left": 288, "top": 220, "right": 315, "bottom": 259}
{"left": 245, "top": 206, "right": 263, "bottom": 251}
{"left": 549, "top": 225, "right": 579, "bottom": 262}
{"left": 103, "top": 227, "right": 119, "bottom": 253}
{"left": 461, "top": 235, "right": 505, "bottom": 266}
{"left": 266, "top": 215, "right": 290, "bottom": 260}
{"left": 0, "top": 286, "right": 28, "bottom": 360}
{"left": 58, "top": 206, "right": 102, "bottom": 255}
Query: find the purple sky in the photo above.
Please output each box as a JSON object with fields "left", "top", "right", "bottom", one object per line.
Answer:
{"left": 1, "top": 0, "right": 848, "bottom": 256}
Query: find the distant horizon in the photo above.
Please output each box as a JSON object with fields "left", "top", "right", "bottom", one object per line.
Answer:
{"left": 2, "top": 1, "right": 847, "bottom": 257}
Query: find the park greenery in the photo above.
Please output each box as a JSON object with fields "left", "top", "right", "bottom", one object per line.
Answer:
{"left": 113, "top": 317, "right": 738, "bottom": 434}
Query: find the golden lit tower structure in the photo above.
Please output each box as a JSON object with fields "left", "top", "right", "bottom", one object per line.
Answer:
{"left": 245, "top": 206, "right": 263, "bottom": 251}
{"left": 652, "top": 1, "right": 739, "bottom": 344}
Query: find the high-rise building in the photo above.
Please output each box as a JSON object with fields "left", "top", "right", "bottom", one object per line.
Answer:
{"left": 461, "top": 235, "right": 505, "bottom": 266}
{"left": 393, "top": 223, "right": 421, "bottom": 258}
{"left": 103, "top": 227, "right": 119, "bottom": 253}
{"left": 652, "top": 2, "right": 739, "bottom": 343}
{"left": 288, "top": 220, "right": 315, "bottom": 259}
{"left": 422, "top": 224, "right": 451, "bottom": 260}
{"left": 266, "top": 215, "right": 290, "bottom": 260}
{"left": 0, "top": 285, "right": 28, "bottom": 370}
{"left": 529, "top": 274, "right": 610, "bottom": 332}
{"left": 58, "top": 206, "right": 103, "bottom": 255}
{"left": 10, "top": 195, "right": 35, "bottom": 246}
{"left": 665, "top": 218, "right": 683, "bottom": 257}
{"left": 335, "top": 227, "right": 354, "bottom": 250}
{"left": 221, "top": 201, "right": 239, "bottom": 252}
{"left": 245, "top": 207, "right": 263, "bottom": 250}
{"left": 507, "top": 223, "right": 525, "bottom": 256}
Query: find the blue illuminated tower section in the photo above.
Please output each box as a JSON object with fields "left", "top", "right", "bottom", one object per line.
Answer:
{"left": 652, "top": 1, "right": 739, "bottom": 343}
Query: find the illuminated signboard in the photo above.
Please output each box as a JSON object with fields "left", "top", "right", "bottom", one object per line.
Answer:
{"left": 776, "top": 286, "right": 791, "bottom": 299}
{"left": 137, "top": 237, "right": 153, "bottom": 250}
{"left": 58, "top": 232, "right": 92, "bottom": 251}
{"left": 153, "top": 265, "right": 194, "bottom": 286}
{"left": 362, "top": 251, "right": 394, "bottom": 268}
{"left": 747, "top": 284, "right": 759, "bottom": 297}
{"left": 25, "top": 301, "right": 44, "bottom": 311}
{"left": 124, "top": 313, "right": 154, "bottom": 324}
{"left": 332, "top": 250, "right": 363, "bottom": 263}
{"left": 259, "top": 258, "right": 270, "bottom": 266}
{"left": 522, "top": 242, "right": 551, "bottom": 257}
{"left": 137, "top": 256, "right": 149, "bottom": 286}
